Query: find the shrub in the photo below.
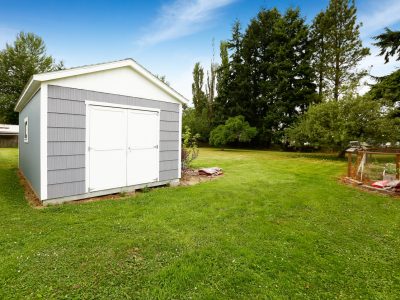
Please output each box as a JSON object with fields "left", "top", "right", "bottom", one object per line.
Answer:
{"left": 181, "top": 126, "right": 200, "bottom": 172}
{"left": 209, "top": 115, "right": 257, "bottom": 149}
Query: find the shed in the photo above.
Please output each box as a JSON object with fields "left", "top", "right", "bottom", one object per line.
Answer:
{"left": 15, "top": 59, "right": 188, "bottom": 205}
{"left": 0, "top": 124, "right": 19, "bottom": 147}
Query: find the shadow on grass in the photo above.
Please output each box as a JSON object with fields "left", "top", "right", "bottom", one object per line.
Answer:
{"left": 203, "top": 147, "right": 346, "bottom": 162}
{"left": 291, "top": 152, "right": 346, "bottom": 162}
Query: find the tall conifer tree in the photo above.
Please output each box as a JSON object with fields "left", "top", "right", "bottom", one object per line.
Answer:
{"left": 323, "top": 0, "right": 369, "bottom": 100}
{"left": 240, "top": 8, "right": 316, "bottom": 144}
{"left": 311, "top": 12, "right": 329, "bottom": 100}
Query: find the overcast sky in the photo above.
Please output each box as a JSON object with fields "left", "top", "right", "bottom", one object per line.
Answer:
{"left": 1, "top": 0, "right": 399, "bottom": 100}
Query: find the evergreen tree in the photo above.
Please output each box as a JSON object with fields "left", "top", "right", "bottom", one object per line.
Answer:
{"left": 323, "top": 0, "right": 369, "bottom": 100}
{"left": 374, "top": 28, "right": 400, "bottom": 63}
{"left": 0, "top": 32, "right": 63, "bottom": 124}
{"left": 310, "top": 12, "right": 329, "bottom": 100}
{"left": 368, "top": 70, "right": 400, "bottom": 104}
{"left": 226, "top": 20, "right": 248, "bottom": 119}
{"left": 213, "top": 20, "right": 249, "bottom": 126}
{"left": 240, "top": 8, "right": 317, "bottom": 145}
{"left": 368, "top": 69, "right": 400, "bottom": 118}
{"left": 214, "top": 41, "right": 230, "bottom": 125}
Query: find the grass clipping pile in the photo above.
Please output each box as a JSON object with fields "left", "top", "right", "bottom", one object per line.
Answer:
{"left": 180, "top": 167, "right": 223, "bottom": 186}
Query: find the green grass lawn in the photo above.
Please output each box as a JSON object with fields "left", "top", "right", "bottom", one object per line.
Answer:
{"left": 1, "top": 148, "right": 399, "bottom": 299}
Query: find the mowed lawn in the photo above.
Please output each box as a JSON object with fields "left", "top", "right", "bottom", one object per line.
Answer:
{"left": 1, "top": 148, "right": 399, "bottom": 299}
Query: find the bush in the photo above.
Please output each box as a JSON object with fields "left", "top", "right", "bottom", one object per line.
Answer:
{"left": 209, "top": 115, "right": 257, "bottom": 149}
{"left": 181, "top": 126, "right": 200, "bottom": 172}
{"left": 182, "top": 107, "right": 211, "bottom": 142}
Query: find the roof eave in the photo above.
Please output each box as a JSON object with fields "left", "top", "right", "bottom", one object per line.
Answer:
{"left": 14, "top": 76, "right": 40, "bottom": 112}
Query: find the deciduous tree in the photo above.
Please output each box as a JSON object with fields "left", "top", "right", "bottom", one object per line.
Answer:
{"left": 0, "top": 32, "right": 63, "bottom": 124}
{"left": 192, "top": 62, "right": 207, "bottom": 114}
{"left": 286, "top": 95, "right": 399, "bottom": 156}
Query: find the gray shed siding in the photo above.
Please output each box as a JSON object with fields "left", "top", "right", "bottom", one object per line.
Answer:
{"left": 47, "top": 85, "right": 180, "bottom": 199}
{"left": 19, "top": 90, "right": 41, "bottom": 197}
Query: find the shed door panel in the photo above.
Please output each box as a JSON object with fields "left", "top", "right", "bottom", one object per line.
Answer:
{"left": 127, "top": 110, "right": 159, "bottom": 186}
{"left": 88, "top": 105, "right": 127, "bottom": 191}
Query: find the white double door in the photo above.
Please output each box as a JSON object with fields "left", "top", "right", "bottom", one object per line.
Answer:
{"left": 88, "top": 104, "right": 159, "bottom": 192}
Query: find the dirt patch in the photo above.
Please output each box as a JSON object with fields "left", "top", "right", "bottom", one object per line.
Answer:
{"left": 18, "top": 170, "right": 139, "bottom": 207}
{"left": 126, "top": 247, "right": 144, "bottom": 262}
{"left": 66, "top": 191, "right": 138, "bottom": 206}
{"left": 18, "top": 171, "right": 42, "bottom": 208}
{"left": 19, "top": 167, "right": 223, "bottom": 207}
{"left": 180, "top": 168, "right": 223, "bottom": 186}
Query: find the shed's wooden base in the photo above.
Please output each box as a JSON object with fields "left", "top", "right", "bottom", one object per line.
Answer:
{"left": 42, "top": 179, "right": 180, "bottom": 206}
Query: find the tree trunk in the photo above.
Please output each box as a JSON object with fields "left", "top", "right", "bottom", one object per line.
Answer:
{"left": 318, "top": 72, "right": 323, "bottom": 99}
{"left": 334, "top": 52, "right": 340, "bottom": 101}
{"left": 338, "top": 148, "right": 347, "bottom": 158}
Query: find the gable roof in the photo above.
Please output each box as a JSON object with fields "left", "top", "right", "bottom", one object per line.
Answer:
{"left": 15, "top": 58, "right": 189, "bottom": 112}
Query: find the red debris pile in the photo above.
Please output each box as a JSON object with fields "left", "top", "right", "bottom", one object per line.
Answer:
{"left": 371, "top": 180, "right": 400, "bottom": 191}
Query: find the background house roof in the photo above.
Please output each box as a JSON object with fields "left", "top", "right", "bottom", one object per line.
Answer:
{"left": 0, "top": 124, "right": 19, "bottom": 135}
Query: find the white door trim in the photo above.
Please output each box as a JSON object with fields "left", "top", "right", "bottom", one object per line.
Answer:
{"left": 85, "top": 101, "right": 160, "bottom": 193}
{"left": 85, "top": 103, "right": 90, "bottom": 192}
{"left": 40, "top": 84, "right": 48, "bottom": 200}
{"left": 178, "top": 104, "right": 182, "bottom": 179}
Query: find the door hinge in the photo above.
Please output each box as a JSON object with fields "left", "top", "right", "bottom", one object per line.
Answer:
{"left": 154, "top": 145, "right": 159, "bottom": 149}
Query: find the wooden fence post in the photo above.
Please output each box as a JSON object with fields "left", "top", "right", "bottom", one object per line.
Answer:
{"left": 347, "top": 152, "right": 352, "bottom": 178}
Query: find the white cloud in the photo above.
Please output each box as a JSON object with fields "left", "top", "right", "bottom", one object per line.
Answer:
{"left": 357, "top": 0, "right": 400, "bottom": 94}
{"left": 359, "top": 0, "right": 400, "bottom": 39}
{"left": 137, "top": 0, "right": 235, "bottom": 46}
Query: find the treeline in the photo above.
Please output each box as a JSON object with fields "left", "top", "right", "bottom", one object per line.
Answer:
{"left": 184, "top": 0, "right": 400, "bottom": 153}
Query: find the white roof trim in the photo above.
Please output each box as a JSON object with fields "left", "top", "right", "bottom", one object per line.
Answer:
{"left": 15, "top": 58, "right": 189, "bottom": 112}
